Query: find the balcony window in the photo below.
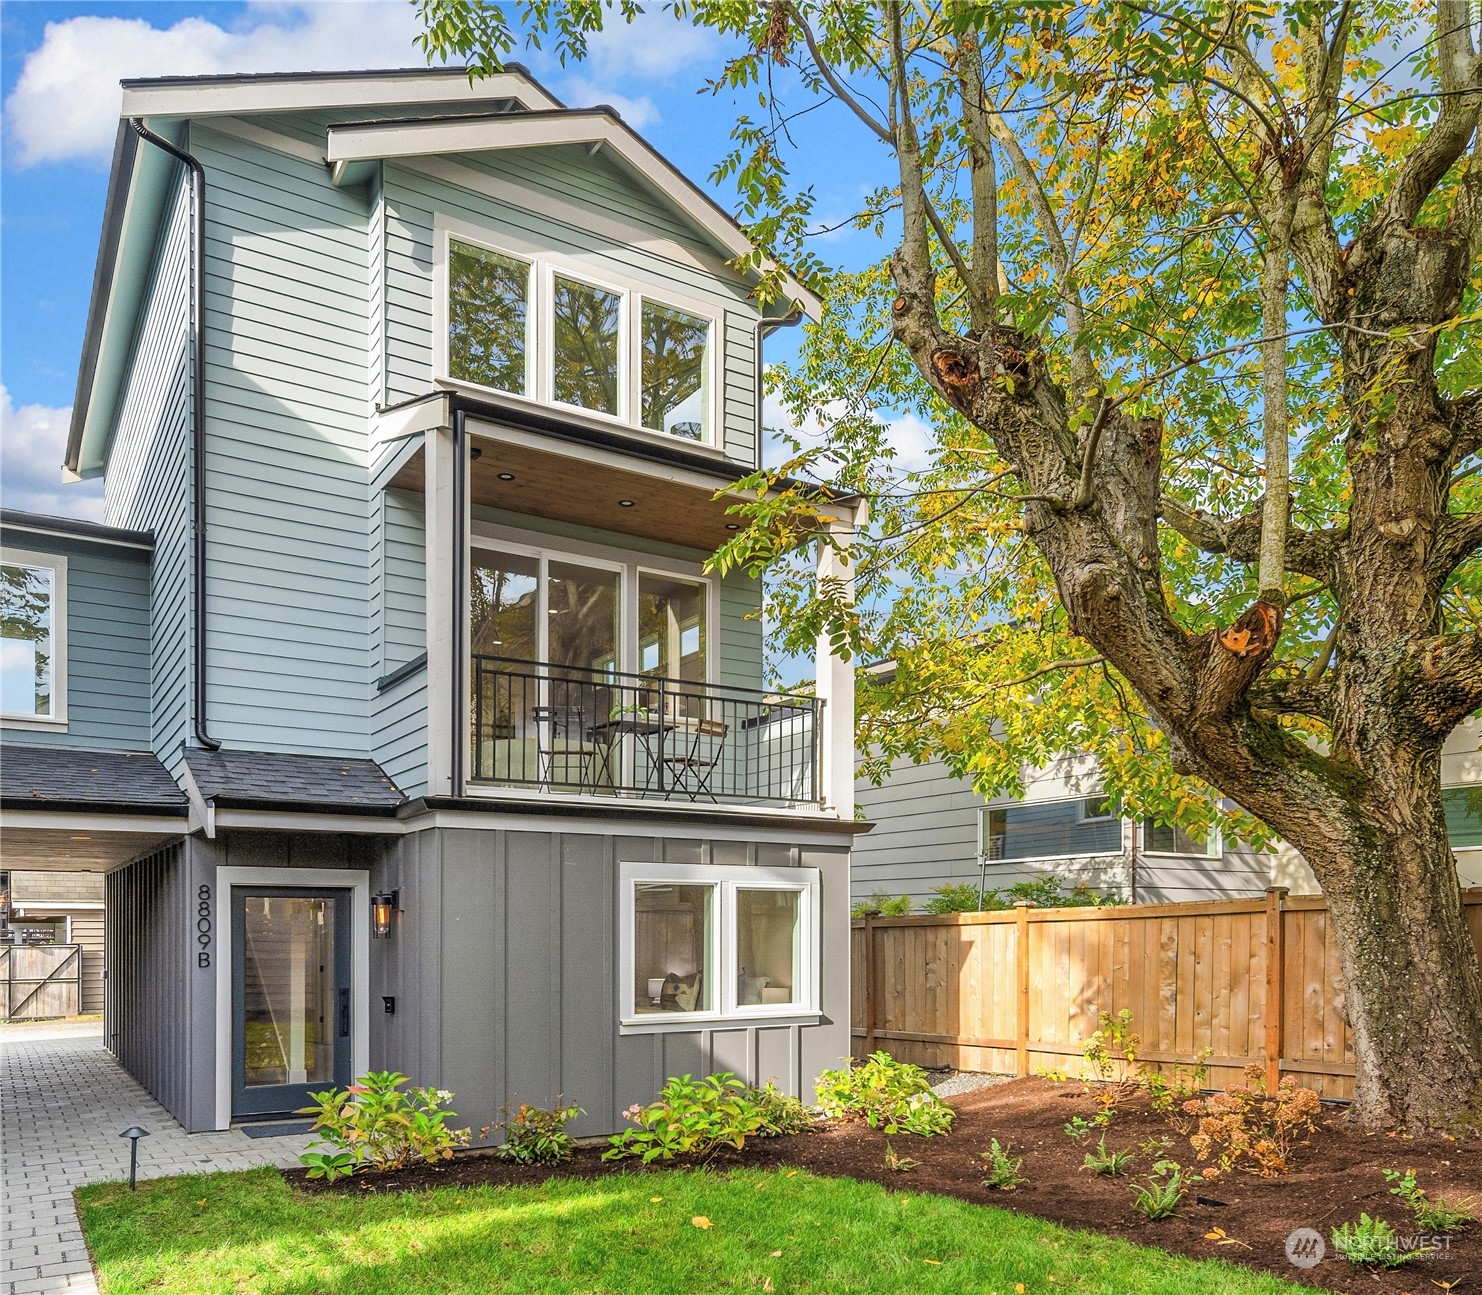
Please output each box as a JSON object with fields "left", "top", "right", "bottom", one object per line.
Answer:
{"left": 439, "top": 220, "right": 718, "bottom": 444}
{"left": 620, "top": 863, "right": 819, "bottom": 1027}
{"left": 552, "top": 274, "right": 622, "bottom": 416}
{"left": 641, "top": 302, "right": 709, "bottom": 440}
{"left": 0, "top": 552, "right": 65, "bottom": 724}
{"left": 638, "top": 573, "right": 706, "bottom": 683}
{"left": 447, "top": 240, "right": 530, "bottom": 396}
{"left": 982, "top": 796, "right": 1120, "bottom": 861}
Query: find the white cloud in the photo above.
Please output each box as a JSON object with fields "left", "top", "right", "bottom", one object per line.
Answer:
{"left": 0, "top": 388, "right": 104, "bottom": 521}
{"left": 558, "top": 76, "right": 658, "bottom": 130}
{"left": 762, "top": 393, "right": 938, "bottom": 474}
{"left": 6, "top": 1, "right": 437, "bottom": 168}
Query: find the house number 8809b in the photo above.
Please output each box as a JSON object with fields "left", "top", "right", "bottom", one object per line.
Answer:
{"left": 197, "top": 885, "right": 211, "bottom": 967}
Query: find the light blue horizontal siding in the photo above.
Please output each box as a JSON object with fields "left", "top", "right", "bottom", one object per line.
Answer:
{"left": 381, "top": 148, "right": 762, "bottom": 464}
{"left": 193, "top": 123, "right": 372, "bottom": 756}
{"left": 371, "top": 487, "right": 427, "bottom": 796}
{"left": 102, "top": 175, "right": 193, "bottom": 769}
{"left": 0, "top": 534, "right": 152, "bottom": 749}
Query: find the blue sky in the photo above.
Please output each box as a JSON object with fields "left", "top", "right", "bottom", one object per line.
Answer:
{"left": 0, "top": 0, "right": 914, "bottom": 522}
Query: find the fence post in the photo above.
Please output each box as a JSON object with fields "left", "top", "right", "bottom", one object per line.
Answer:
{"left": 1264, "top": 886, "right": 1288, "bottom": 1091}
{"left": 1015, "top": 901, "right": 1031, "bottom": 1077}
{"left": 862, "top": 912, "right": 877, "bottom": 1055}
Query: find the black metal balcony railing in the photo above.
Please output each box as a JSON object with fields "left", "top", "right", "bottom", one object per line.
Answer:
{"left": 470, "top": 655, "right": 820, "bottom": 806}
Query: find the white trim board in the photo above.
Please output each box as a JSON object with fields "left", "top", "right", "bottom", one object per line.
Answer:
{"left": 212, "top": 867, "right": 370, "bottom": 1132}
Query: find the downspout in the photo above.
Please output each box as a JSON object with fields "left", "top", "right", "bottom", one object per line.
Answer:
{"left": 131, "top": 119, "right": 220, "bottom": 750}
{"left": 450, "top": 410, "right": 468, "bottom": 795}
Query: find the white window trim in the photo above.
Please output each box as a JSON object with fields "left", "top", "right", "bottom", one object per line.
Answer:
{"left": 434, "top": 214, "right": 722, "bottom": 447}
{"left": 0, "top": 547, "right": 67, "bottom": 728}
{"left": 979, "top": 799, "right": 1127, "bottom": 863}
{"left": 618, "top": 861, "right": 821, "bottom": 1032}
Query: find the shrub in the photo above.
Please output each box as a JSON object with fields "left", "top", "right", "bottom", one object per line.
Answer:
{"left": 815, "top": 1051, "right": 955, "bottom": 1136}
{"left": 752, "top": 1080, "right": 814, "bottom": 1137}
{"left": 1130, "top": 1160, "right": 1185, "bottom": 1220}
{"left": 1332, "top": 1214, "right": 1408, "bottom": 1268}
{"left": 979, "top": 1139, "right": 1027, "bottom": 1190}
{"left": 484, "top": 1100, "right": 584, "bottom": 1165}
{"left": 1142, "top": 1050, "right": 1211, "bottom": 1132}
{"left": 921, "top": 883, "right": 988, "bottom": 914}
{"left": 604, "top": 1073, "right": 773, "bottom": 1164}
{"left": 1003, "top": 877, "right": 1122, "bottom": 909}
{"left": 852, "top": 892, "right": 913, "bottom": 918}
{"left": 1384, "top": 1168, "right": 1475, "bottom": 1232}
{"left": 1184, "top": 1066, "right": 1322, "bottom": 1176}
{"left": 1082, "top": 1134, "right": 1136, "bottom": 1177}
{"left": 299, "top": 1071, "right": 471, "bottom": 1182}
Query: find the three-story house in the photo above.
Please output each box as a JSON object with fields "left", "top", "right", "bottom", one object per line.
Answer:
{"left": 0, "top": 66, "right": 863, "bottom": 1134}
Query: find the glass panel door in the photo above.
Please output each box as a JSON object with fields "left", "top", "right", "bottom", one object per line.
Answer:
{"left": 545, "top": 560, "right": 621, "bottom": 791}
{"left": 471, "top": 550, "right": 541, "bottom": 783}
{"left": 232, "top": 889, "right": 351, "bottom": 1117}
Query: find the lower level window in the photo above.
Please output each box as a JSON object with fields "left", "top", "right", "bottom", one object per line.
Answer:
{"left": 621, "top": 863, "right": 818, "bottom": 1025}
{"left": 1141, "top": 819, "right": 1212, "bottom": 856}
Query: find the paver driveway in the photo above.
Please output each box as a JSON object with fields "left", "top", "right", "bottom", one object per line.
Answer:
{"left": 1, "top": 1020, "right": 312, "bottom": 1295}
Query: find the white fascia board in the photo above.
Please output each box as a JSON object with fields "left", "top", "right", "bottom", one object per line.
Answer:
{"left": 0, "top": 810, "right": 188, "bottom": 834}
{"left": 120, "top": 72, "right": 558, "bottom": 120}
{"left": 327, "top": 113, "right": 822, "bottom": 320}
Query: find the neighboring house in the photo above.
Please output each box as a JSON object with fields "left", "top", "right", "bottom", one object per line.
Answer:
{"left": 0, "top": 67, "right": 863, "bottom": 1135}
{"left": 855, "top": 721, "right": 1482, "bottom": 907}
{"left": 0, "top": 869, "right": 106, "bottom": 1016}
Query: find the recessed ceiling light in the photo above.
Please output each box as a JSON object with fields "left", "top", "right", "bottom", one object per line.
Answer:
{"left": 71, "top": 835, "right": 91, "bottom": 842}
{"left": 618, "top": 499, "right": 635, "bottom": 507}
{"left": 497, "top": 472, "right": 515, "bottom": 481}
{"left": 725, "top": 523, "right": 741, "bottom": 530}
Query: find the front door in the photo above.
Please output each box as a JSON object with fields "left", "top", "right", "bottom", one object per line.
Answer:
{"left": 231, "top": 888, "right": 352, "bottom": 1118}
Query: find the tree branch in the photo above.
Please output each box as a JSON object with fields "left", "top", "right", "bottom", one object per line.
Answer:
{"left": 1404, "top": 630, "right": 1482, "bottom": 735}
{"left": 1249, "top": 670, "right": 1336, "bottom": 721}
{"left": 1159, "top": 494, "right": 1340, "bottom": 583}
{"left": 1429, "top": 511, "right": 1482, "bottom": 585}
{"left": 955, "top": 26, "right": 998, "bottom": 330}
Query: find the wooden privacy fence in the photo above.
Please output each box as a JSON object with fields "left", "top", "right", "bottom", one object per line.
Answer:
{"left": 0, "top": 943, "right": 82, "bottom": 1021}
{"left": 852, "top": 890, "right": 1482, "bottom": 1101}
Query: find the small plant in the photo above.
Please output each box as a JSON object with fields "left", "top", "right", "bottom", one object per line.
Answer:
{"left": 484, "top": 1100, "right": 584, "bottom": 1165}
{"left": 1332, "top": 1213, "right": 1409, "bottom": 1268}
{"left": 1184, "top": 1066, "right": 1322, "bottom": 1176}
{"left": 1138, "top": 1134, "right": 1173, "bottom": 1159}
{"left": 979, "top": 1138, "right": 1027, "bottom": 1190}
{"left": 604, "top": 1073, "right": 770, "bottom": 1164}
{"left": 1082, "top": 1134, "right": 1135, "bottom": 1177}
{"left": 1083, "top": 1009, "right": 1140, "bottom": 1086}
{"left": 815, "top": 1052, "right": 955, "bottom": 1136}
{"left": 1064, "top": 1114, "right": 1098, "bottom": 1141}
{"left": 883, "top": 1140, "right": 919, "bottom": 1172}
{"left": 1130, "top": 1160, "right": 1185, "bottom": 1220}
{"left": 1384, "top": 1168, "right": 1475, "bottom": 1232}
{"left": 298, "top": 1071, "right": 471, "bottom": 1182}
{"left": 921, "top": 882, "right": 988, "bottom": 914}
{"left": 752, "top": 1080, "right": 814, "bottom": 1137}
{"left": 851, "top": 892, "right": 914, "bottom": 918}
{"left": 1141, "top": 1049, "right": 1211, "bottom": 1132}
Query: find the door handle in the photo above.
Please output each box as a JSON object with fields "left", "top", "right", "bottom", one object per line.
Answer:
{"left": 338, "top": 987, "right": 350, "bottom": 1037}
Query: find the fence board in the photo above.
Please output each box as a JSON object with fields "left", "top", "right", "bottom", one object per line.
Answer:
{"left": 851, "top": 890, "right": 1482, "bottom": 1099}
{"left": 2, "top": 944, "right": 82, "bottom": 1020}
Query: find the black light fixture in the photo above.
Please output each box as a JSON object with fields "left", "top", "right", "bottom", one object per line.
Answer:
{"left": 120, "top": 1125, "right": 150, "bottom": 1190}
{"left": 371, "top": 890, "right": 401, "bottom": 940}
{"left": 618, "top": 499, "right": 635, "bottom": 507}
{"left": 470, "top": 447, "right": 483, "bottom": 461}
{"left": 497, "top": 471, "right": 515, "bottom": 481}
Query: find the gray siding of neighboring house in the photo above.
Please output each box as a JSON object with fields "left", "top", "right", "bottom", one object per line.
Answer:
{"left": 373, "top": 826, "right": 850, "bottom": 1136}
{"left": 0, "top": 533, "right": 152, "bottom": 751}
{"left": 192, "top": 123, "right": 374, "bottom": 757}
{"left": 379, "top": 150, "right": 762, "bottom": 465}
{"left": 853, "top": 756, "right": 1284, "bottom": 907}
{"left": 103, "top": 177, "right": 193, "bottom": 769}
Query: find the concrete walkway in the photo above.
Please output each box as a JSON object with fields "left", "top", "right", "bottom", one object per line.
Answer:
{"left": 1, "top": 1021, "right": 313, "bottom": 1295}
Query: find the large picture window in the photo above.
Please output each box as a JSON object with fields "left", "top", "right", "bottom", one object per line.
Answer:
{"left": 982, "top": 796, "right": 1121, "bottom": 861}
{"left": 0, "top": 551, "right": 65, "bottom": 723}
{"left": 440, "top": 222, "right": 717, "bottom": 443}
{"left": 620, "top": 863, "right": 819, "bottom": 1026}
{"left": 447, "top": 239, "right": 530, "bottom": 395}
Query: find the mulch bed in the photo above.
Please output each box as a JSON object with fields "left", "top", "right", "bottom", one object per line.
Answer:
{"left": 287, "top": 1076, "right": 1482, "bottom": 1292}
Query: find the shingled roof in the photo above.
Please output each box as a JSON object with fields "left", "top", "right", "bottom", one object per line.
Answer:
{"left": 0, "top": 745, "right": 189, "bottom": 815}
{"left": 183, "top": 749, "right": 404, "bottom": 815}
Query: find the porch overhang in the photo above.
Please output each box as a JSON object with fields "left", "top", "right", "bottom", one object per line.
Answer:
{"left": 0, "top": 812, "right": 186, "bottom": 870}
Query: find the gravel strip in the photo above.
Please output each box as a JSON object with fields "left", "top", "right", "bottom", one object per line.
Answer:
{"left": 929, "top": 1070, "right": 1014, "bottom": 1099}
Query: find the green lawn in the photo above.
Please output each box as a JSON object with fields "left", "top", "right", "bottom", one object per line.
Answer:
{"left": 78, "top": 1165, "right": 1306, "bottom": 1294}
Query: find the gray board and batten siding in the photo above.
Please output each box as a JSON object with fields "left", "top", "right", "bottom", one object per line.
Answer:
{"left": 0, "top": 523, "right": 153, "bottom": 751}
{"left": 107, "top": 825, "right": 849, "bottom": 1135}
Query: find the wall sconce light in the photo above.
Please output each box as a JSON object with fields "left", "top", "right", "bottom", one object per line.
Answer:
{"left": 371, "top": 890, "right": 401, "bottom": 939}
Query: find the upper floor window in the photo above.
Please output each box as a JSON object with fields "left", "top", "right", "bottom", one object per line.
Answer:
{"left": 0, "top": 550, "right": 66, "bottom": 725}
{"left": 441, "top": 224, "right": 716, "bottom": 445}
